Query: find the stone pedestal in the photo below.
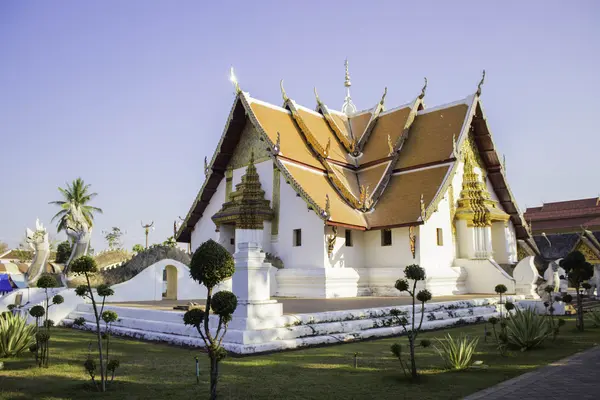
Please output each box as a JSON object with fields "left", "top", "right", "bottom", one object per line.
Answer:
{"left": 230, "top": 229, "right": 283, "bottom": 331}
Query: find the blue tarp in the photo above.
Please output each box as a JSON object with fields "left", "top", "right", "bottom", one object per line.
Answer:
{"left": 0, "top": 274, "right": 14, "bottom": 292}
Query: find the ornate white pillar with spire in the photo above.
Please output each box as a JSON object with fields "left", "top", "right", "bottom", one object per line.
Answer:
{"left": 341, "top": 58, "right": 357, "bottom": 115}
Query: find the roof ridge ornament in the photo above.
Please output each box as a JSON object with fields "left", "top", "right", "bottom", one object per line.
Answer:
{"left": 273, "top": 131, "right": 281, "bottom": 154}
{"left": 387, "top": 134, "right": 394, "bottom": 156}
{"left": 341, "top": 58, "right": 357, "bottom": 115}
{"left": 379, "top": 87, "right": 388, "bottom": 108}
{"left": 204, "top": 156, "right": 209, "bottom": 177}
{"left": 476, "top": 69, "right": 485, "bottom": 97}
{"left": 420, "top": 194, "right": 426, "bottom": 220}
{"left": 280, "top": 79, "right": 289, "bottom": 103}
{"left": 419, "top": 77, "right": 428, "bottom": 99}
{"left": 324, "top": 194, "right": 331, "bottom": 218}
{"left": 229, "top": 67, "right": 241, "bottom": 94}
{"left": 324, "top": 137, "right": 331, "bottom": 158}
{"left": 452, "top": 134, "right": 460, "bottom": 159}
{"left": 314, "top": 87, "right": 323, "bottom": 107}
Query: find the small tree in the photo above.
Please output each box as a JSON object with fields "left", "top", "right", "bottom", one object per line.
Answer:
{"left": 71, "top": 256, "right": 117, "bottom": 392}
{"left": 560, "top": 251, "right": 594, "bottom": 331}
{"left": 389, "top": 264, "right": 432, "bottom": 379}
{"left": 55, "top": 241, "right": 73, "bottom": 264}
{"left": 183, "top": 239, "right": 236, "bottom": 400}
{"left": 132, "top": 244, "right": 144, "bottom": 254}
{"left": 162, "top": 236, "right": 177, "bottom": 248}
{"left": 35, "top": 274, "right": 62, "bottom": 367}
{"left": 103, "top": 227, "right": 124, "bottom": 250}
{"left": 28, "top": 305, "right": 45, "bottom": 365}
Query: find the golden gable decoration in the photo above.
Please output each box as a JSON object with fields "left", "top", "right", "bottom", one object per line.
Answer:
{"left": 212, "top": 152, "right": 273, "bottom": 230}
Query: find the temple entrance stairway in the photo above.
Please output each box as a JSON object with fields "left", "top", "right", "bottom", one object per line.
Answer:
{"left": 63, "top": 296, "right": 522, "bottom": 355}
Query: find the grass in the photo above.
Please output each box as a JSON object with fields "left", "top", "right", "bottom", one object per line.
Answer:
{"left": 0, "top": 319, "right": 598, "bottom": 400}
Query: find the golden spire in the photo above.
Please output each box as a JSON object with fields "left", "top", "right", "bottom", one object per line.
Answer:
{"left": 280, "top": 79, "right": 289, "bottom": 103}
{"left": 419, "top": 77, "right": 428, "bottom": 99}
{"left": 344, "top": 58, "right": 351, "bottom": 88}
{"left": 476, "top": 70, "right": 485, "bottom": 96}
{"left": 229, "top": 67, "right": 241, "bottom": 94}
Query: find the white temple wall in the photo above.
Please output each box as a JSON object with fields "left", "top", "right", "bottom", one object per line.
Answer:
{"left": 272, "top": 172, "right": 326, "bottom": 269}
{"left": 419, "top": 192, "right": 455, "bottom": 274}
{"left": 190, "top": 178, "right": 226, "bottom": 252}
{"left": 324, "top": 226, "right": 365, "bottom": 270}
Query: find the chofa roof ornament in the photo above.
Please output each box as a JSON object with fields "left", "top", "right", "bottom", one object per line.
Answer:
{"left": 229, "top": 67, "right": 241, "bottom": 94}
{"left": 280, "top": 79, "right": 289, "bottom": 103}
{"left": 419, "top": 77, "right": 428, "bottom": 99}
{"left": 476, "top": 70, "right": 485, "bottom": 97}
{"left": 341, "top": 58, "right": 357, "bottom": 115}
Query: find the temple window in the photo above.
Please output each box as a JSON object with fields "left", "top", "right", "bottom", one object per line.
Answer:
{"left": 345, "top": 229, "right": 353, "bottom": 247}
{"left": 381, "top": 229, "right": 392, "bottom": 246}
{"left": 293, "top": 229, "right": 302, "bottom": 246}
{"left": 437, "top": 228, "right": 444, "bottom": 246}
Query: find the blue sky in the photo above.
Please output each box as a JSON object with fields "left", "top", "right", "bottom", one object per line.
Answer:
{"left": 1, "top": 1, "right": 599, "bottom": 250}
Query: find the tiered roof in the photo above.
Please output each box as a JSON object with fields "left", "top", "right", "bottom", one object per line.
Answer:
{"left": 177, "top": 74, "right": 531, "bottom": 243}
{"left": 525, "top": 198, "right": 600, "bottom": 233}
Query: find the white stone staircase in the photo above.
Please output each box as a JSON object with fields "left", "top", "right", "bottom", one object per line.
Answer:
{"left": 63, "top": 296, "right": 521, "bottom": 354}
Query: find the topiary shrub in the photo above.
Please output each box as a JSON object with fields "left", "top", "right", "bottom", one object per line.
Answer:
{"left": 560, "top": 251, "right": 594, "bottom": 331}
{"left": 35, "top": 274, "right": 61, "bottom": 367}
{"left": 183, "top": 239, "right": 236, "bottom": 400}
{"left": 55, "top": 241, "right": 73, "bottom": 264}
{"left": 389, "top": 264, "right": 432, "bottom": 379}
{"left": 71, "top": 255, "right": 117, "bottom": 392}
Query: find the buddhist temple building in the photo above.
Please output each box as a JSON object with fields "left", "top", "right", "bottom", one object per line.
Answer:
{"left": 524, "top": 198, "right": 600, "bottom": 264}
{"left": 177, "top": 63, "right": 538, "bottom": 298}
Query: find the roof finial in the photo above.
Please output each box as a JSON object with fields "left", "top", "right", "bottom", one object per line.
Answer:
{"left": 341, "top": 58, "right": 357, "bottom": 115}
{"left": 249, "top": 150, "right": 255, "bottom": 165}
{"left": 476, "top": 70, "right": 485, "bottom": 96}
{"left": 280, "top": 79, "right": 289, "bottom": 103}
{"left": 314, "top": 87, "right": 323, "bottom": 107}
{"left": 229, "top": 67, "right": 241, "bottom": 94}
{"left": 204, "top": 156, "right": 209, "bottom": 177}
{"left": 379, "top": 87, "right": 388, "bottom": 107}
{"left": 419, "top": 77, "right": 428, "bottom": 99}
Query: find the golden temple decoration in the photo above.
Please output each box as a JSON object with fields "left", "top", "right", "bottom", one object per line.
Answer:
{"left": 280, "top": 79, "right": 289, "bottom": 103}
{"left": 448, "top": 183, "right": 457, "bottom": 239}
{"left": 575, "top": 241, "right": 600, "bottom": 264}
{"left": 229, "top": 67, "right": 241, "bottom": 94}
{"left": 204, "top": 156, "right": 209, "bottom": 177}
{"left": 454, "top": 148, "right": 509, "bottom": 227}
{"left": 420, "top": 194, "right": 426, "bottom": 220}
{"left": 271, "top": 164, "right": 280, "bottom": 236}
{"left": 408, "top": 226, "right": 416, "bottom": 259}
{"left": 387, "top": 134, "right": 394, "bottom": 156}
{"left": 225, "top": 165, "right": 233, "bottom": 201}
{"left": 324, "top": 194, "right": 331, "bottom": 218}
{"left": 359, "top": 185, "right": 373, "bottom": 211}
{"left": 314, "top": 87, "right": 323, "bottom": 107}
{"left": 324, "top": 137, "right": 331, "bottom": 158}
{"left": 452, "top": 134, "right": 460, "bottom": 159}
{"left": 211, "top": 151, "right": 274, "bottom": 230}
{"left": 326, "top": 226, "right": 337, "bottom": 259}
{"left": 517, "top": 243, "right": 527, "bottom": 261}
{"left": 476, "top": 69, "right": 485, "bottom": 97}
{"left": 273, "top": 131, "right": 281, "bottom": 154}
{"left": 419, "top": 77, "right": 428, "bottom": 99}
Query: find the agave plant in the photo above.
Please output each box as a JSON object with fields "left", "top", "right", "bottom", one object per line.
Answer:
{"left": 0, "top": 312, "right": 36, "bottom": 357}
{"left": 504, "top": 308, "right": 551, "bottom": 351}
{"left": 587, "top": 309, "right": 600, "bottom": 327}
{"left": 434, "top": 333, "right": 479, "bottom": 370}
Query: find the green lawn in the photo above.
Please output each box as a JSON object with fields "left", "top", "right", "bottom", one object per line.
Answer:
{"left": 1, "top": 320, "right": 598, "bottom": 400}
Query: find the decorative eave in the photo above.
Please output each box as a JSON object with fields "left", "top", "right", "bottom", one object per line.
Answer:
{"left": 355, "top": 89, "right": 388, "bottom": 152}
{"left": 315, "top": 90, "right": 358, "bottom": 156}
{"left": 573, "top": 230, "right": 600, "bottom": 263}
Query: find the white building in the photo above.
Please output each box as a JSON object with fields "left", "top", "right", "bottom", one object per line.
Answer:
{"left": 176, "top": 70, "right": 538, "bottom": 299}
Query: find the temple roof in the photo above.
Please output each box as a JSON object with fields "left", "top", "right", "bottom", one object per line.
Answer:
{"left": 524, "top": 198, "right": 600, "bottom": 234}
{"left": 177, "top": 80, "right": 531, "bottom": 243}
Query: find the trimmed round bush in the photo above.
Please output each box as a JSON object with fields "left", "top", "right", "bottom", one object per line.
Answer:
{"left": 29, "top": 305, "right": 45, "bottom": 318}
{"left": 211, "top": 291, "right": 238, "bottom": 317}
{"left": 404, "top": 264, "right": 426, "bottom": 281}
{"left": 494, "top": 284, "right": 508, "bottom": 294}
{"left": 416, "top": 289, "right": 432, "bottom": 303}
{"left": 183, "top": 308, "right": 206, "bottom": 327}
{"left": 52, "top": 295, "right": 64, "bottom": 305}
{"left": 70, "top": 255, "right": 98, "bottom": 275}
{"left": 97, "top": 284, "right": 114, "bottom": 297}
{"left": 504, "top": 301, "right": 515, "bottom": 311}
{"left": 562, "top": 294, "right": 573, "bottom": 304}
{"left": 74, "top": 285, "right": 88, "bottom": 297}
{"left": 190, "top": 240, "right": 234, "bottom": 288}
{"left": 36, "top": 274, "right": 58, "bottom": 289}
{"left": 395, "top": 279, "right": 409, "bottom": 292}
{"left": 102, "top": 310, "right": 118, "bottom": 324}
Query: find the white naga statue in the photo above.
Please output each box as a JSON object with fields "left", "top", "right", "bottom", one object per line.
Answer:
{"left": 25, "top": 219, "right": 51, "bottom": 285}
{"left": 64, "top": 204, "right": 92, "bottom": 272}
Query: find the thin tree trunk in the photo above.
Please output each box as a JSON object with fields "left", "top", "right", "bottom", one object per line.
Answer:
{"left": 210, "top": 354, "right": 219, "bottom": 400}
{"left": 409, "top": 336, "right": 417, "bottom": 379}
{"left": 86, "top": 273, "right": 106, "bottom": 392}
{"left": 576, "top": 287, "right": 584, "bottom": 331}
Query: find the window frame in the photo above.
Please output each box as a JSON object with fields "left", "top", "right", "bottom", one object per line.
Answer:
{"left": 293, "top": 229, "right": 302, "bottom": 247}
{"left": 381, "top": 229, "right": 392, "bottom": 246}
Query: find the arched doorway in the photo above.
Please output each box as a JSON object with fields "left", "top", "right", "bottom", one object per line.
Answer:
{"left": 162, "top": 265, "right": 178, "bottom": 300}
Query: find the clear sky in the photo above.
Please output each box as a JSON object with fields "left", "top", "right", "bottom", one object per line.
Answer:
{"left": 1, "top": 1, "right": 599, "bottom": 251}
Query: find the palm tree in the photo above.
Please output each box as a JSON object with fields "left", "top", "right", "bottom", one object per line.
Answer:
{"left": 49, "top": 178, "right": 103, "bottom": 232}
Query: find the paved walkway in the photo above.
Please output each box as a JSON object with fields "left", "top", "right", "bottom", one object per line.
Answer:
{"left": 464, "top": 346, "right": 600, "bottom": 400}
{"left": 108, "top": 294, "right": 492, "bottom": 314}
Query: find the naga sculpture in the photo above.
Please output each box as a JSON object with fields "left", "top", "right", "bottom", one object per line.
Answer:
{"left": 25, "top": 219, "right": 51, "bottom": 285}
{"left": 64, "top": 204, "right": 92, "bottom": 273}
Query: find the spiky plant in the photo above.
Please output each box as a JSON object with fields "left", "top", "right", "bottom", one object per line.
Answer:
{"left": 587, "top": 309, "right": 600, "bottom": 327}
{"left": 504, "top": 308, "right": 551, "bottom": 351}
{"left": 434, "top": 334, "right": 479, "bottom": 370}
{"left": 0, "top": 312, "right": 36, "bottom": 357}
